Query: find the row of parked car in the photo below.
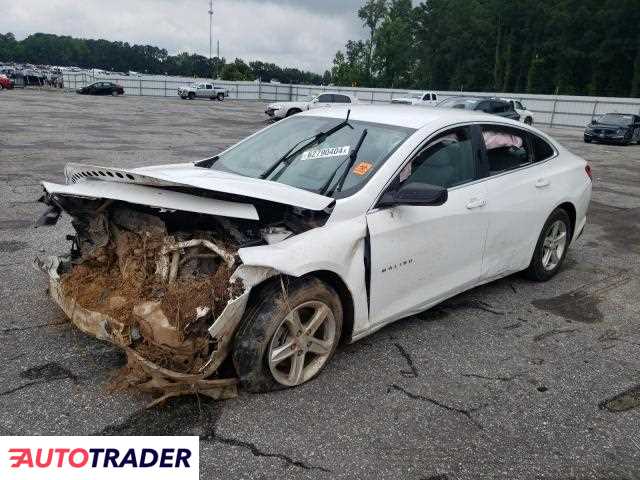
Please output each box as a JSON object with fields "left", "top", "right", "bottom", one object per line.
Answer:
{"left": 265, "top": 92, "right": 535, "bottom": 125}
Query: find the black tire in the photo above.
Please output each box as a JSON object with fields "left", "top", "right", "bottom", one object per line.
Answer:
{"left": 524, "top": 208, "right": 572, "bottom": 282}
{"left": 217, "top": 92, "right": 225, "bottom": 101}
{"left": 584, "top": 137, "right": 592, "bottom": 143}
{"left": 0, "top": 84, "right": 4, "bottom": 90}
{"left": 286, "top": 108, "right": 301, "bottom": 117}
{"left": 524, "top": 117, "right": 533, "bottom": 125}
{"left": 188, "top": 92, "right": 195, "bottom": 100}
{"left": 180, "top": 95, "right": 187, "bottom": 100}
{"left": 232, "top": 276, "right": 343, "bottom": 393}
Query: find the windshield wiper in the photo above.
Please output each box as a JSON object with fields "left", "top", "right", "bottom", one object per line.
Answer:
{"left": 322, "top": 128, "right": 368, "bottom": 197}
{"left": 259, "top": 109, "right": 353, "bottom": 180}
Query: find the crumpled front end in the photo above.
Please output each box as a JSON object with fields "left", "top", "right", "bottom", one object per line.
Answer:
{"left": 36, "top": 197, "right": 277, "bottom": 405}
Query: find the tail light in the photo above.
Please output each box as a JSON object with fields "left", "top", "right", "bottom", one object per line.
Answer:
{"left": 585, "top": 164, "right": 593, "bottom": 181}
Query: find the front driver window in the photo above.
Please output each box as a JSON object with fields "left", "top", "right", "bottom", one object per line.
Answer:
{"left": 399, "top": 128, "right": 476, "bottom": 188}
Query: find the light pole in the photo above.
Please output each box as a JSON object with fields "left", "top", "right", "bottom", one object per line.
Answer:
{"left": 208, "top": 0, "right": 214, "bottom": 77}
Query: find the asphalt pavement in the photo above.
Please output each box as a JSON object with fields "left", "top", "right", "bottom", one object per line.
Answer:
{"left": 1, "top": 89, "right": 639, "bottom": 480}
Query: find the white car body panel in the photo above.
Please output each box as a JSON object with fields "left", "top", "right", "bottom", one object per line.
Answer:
{"left": 366, "top": 182, "right": 488, "bottom": 325}
{"left": 49, "top": 105, "right": 591, "bottom": 344}
{"left": 41, "top": 180, "right": 260, "bottom": 220}
{"left": 62, "top": 162, "right": 335, "bottom": 212}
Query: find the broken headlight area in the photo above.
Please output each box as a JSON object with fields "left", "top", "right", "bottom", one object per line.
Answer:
{"left": 37, "top": 199, "right": 272, "bottom": 405}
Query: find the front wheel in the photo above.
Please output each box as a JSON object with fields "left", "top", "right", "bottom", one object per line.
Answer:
{"left": 233, "top": 277, "right": 342, "bottom": 392}
{"left": 0, "top": 84, "right": 4, "bottom": 90}
{"left": 188, "top": 92, "right": 195, "bottom": 100}
{"left": 217, "top": 92, "right": 225, "bottom": 101}
{"left": 524, "top": 117, "right": 533, "bottom": 125}
{"left": 524, "top": 208, "right": 571, "bottom": 281}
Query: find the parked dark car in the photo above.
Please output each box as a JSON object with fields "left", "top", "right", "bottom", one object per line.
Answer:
{"left": 584, "top": 113, "right": 640, "bottom": 145}
{"left": 76, "top": 82, "right": 124, "bottom": 96}
{"left": 436, "top": 96, "right": 520, "bottom": 121}
{"left": 0, "top": 75, "right": 14, "bottom": 90}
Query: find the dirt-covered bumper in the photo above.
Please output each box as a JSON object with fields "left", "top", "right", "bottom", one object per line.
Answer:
{"left": 37, "top": 253, "right": 275, "bottom": 405}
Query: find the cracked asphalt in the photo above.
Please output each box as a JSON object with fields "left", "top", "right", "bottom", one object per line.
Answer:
{"left": 1, "top": 89, "right": 639, "bottom": 479}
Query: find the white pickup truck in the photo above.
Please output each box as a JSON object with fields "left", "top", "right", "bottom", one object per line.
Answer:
{"left": 178, "top": 82, "right": 228, "bottom": 101}
{"left": 265, "top": 92, "right": 359, "bottom": 119}
{"left": 391, "top": 91, "right": 439, "bottom": 106}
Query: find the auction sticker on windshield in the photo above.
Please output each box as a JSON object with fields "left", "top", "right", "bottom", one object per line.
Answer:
{"left": 301, "top": 146, "right": 350, "bottom": 161}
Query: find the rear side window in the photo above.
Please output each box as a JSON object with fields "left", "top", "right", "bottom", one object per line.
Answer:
{"left": 206, "top": 84, "right": 213, "bottom": 90}
{"left": 530, "top": 134, "right": 555, "bottom": 162}
{"left": 333, "top": 94, "right": 351, "bottom": 103}
{"left": 317, "top": 94, "right": 332, "bottom": 102}
{"left": 481, "top": 126, "right": 531, "bottom": 174}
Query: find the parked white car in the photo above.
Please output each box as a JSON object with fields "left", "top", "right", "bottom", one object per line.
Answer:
{"left": 265, "top": 92, "right": 358, "bottom": 119}
{"left": 178, "top": 82, "right": 228, "bottom": 101}
{"left": 502, "top": 98, "right": 535, "bottom": 125}
{"left": 391, "top": 91, "right": 439, "bottom": 106}
{"left": 38, "top": 106, "right": 591, "bottom": 396}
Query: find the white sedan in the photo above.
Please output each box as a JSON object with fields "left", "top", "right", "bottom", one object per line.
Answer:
{"left": 38, "top": 106, "right": 591, "bottom": 396}
{"left": 265, "top": 92, "right": 358, "bottom": 119}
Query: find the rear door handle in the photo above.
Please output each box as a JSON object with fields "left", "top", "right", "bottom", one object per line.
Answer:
{"left": 466, "top": 198, "right": 486, "bottom": 209}
{"left": 535, "top": 178, "right": 551, "bottom": 188}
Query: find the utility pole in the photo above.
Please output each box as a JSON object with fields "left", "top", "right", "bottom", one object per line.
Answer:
{"left": 208, "top": 0, "right": 214, "bottom": 60}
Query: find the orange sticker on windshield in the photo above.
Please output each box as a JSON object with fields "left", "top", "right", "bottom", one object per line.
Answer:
{"left": 353, "top": 162, "right": 373, "bottom": 176}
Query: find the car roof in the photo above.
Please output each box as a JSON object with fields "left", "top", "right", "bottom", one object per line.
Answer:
{"left": 297, "top": 104, "right": 519, "bottom": 129}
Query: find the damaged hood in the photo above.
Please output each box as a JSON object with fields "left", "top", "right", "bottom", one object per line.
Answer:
{"left": 61, "top": 162, "right": 335, "bottom": 212}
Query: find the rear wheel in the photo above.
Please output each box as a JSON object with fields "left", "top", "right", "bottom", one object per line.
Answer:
{"left": 0, "top": 84, "right": 4, "bottom": 90}
{"left": 524, "top": 117, "right": 533, "bottom": 125}
{"left": 111, "top": 90, "right": 118, "bottom": 96}
{"left": 217, "top": 92, "right": 225, "bottom": 101}
{"left": 233, "top": 277, "right": 342, "bottom": 392}
{"left": 524, "top": 208, "right": 571, "bottom": 281}
{"left": 584, "top": 137, "right": 592, "bottom": 143}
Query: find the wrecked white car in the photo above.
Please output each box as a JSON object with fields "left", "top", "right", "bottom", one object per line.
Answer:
{"left": 36, "top": 106, "right": 592, "bottom": 402}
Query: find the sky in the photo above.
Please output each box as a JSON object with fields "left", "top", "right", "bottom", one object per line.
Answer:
{"left": 0, "top": 0, "right": 368, "bottom": 73}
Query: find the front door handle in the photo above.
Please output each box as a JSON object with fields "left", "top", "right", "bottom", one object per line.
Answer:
{"left": 535, "top": 178, "right": 551, "bottom": 188}
{"left": 466, "top": 198, "right": 486, "bottom": 209}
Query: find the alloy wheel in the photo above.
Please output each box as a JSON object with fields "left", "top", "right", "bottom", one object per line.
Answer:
{"left": 268, "top": 300, "right": 337, "bottom": 386}
{"left": 541, "top": 220, "right": 567, "bottom": 271}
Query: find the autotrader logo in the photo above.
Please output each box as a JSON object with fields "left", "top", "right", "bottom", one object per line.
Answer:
{"left": 1, "top": 436, "right": 199, "bottom": 480}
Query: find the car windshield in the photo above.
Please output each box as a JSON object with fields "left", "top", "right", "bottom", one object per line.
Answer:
{"left": 211, "top": 116, "right": 414, "bottom": 197}
{"left": 598, "top": 114, "right": 633, "bottom": 126}
{"left": 437, "top": 97, "right": 480, "bottom": 110}
{"left": 410, "top": 93, "right": 423, "bottom": 99}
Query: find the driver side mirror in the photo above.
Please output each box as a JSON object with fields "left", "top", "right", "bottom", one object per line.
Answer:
{"left": 377, "top": 182, "right": 448, "bottom": 208}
